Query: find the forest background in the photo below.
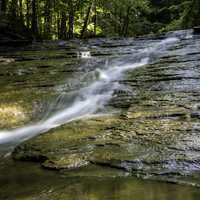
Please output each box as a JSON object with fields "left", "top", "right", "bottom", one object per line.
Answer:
{"left": 0, "top": 0, "right": 200, "bottom": 41}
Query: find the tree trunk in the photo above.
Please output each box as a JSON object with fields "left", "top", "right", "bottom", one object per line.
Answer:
{"left": 67, "top": 0, "right": 74, "bottom": 39}
{"left": 26, "top": 0, "right": 31, "bottom": 28}
{"left": 113, "top": 5, "right": 118, "bottom": 33}
{"left": 19, "top": 0, "right": 23, "bottom": 22}
{"left": 31, "top": 0, "right": 39, "bottom": 37}
{"left": 44, "top": 0, "right": 52, "bottom": 39}
{"left": 118, "top": 11, "right": 123, "bottom": 36}
{"left": 0, "top": 0, "right": 2, "bottom": 13}
{"left": 10, "top": 0, "right": 18, "bottom": 18}
{"left": 0, "top": 0, "right": 7, "bottom": 13}
{"left": 93, "top": 0, "right": 97, "bottom": 36}
{"left": 123, "top": 6, "right": 131, "bottom": 37}
{"left": 60, "top": 12, "right": 67, "bottom": 39}
{"left": 80, "top": 0, "right": 93, "bottom": 38}
{"left": 57, "top": 12, "right": 61, "bottom": 39}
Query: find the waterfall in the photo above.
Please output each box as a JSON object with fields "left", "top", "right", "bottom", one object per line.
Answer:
{"left": 0, "top": 36, "right": 181, "bottom": 147}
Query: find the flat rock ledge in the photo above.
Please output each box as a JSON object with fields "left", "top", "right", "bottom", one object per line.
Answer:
{"left": 12, "top": 32, "right": 200, "bottom": 186}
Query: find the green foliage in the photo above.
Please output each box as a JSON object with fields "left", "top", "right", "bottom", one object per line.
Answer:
{"left": 181, "top": 0, "right": 200, "bottom": 28}
{"left": 152, "top": 0, "right": 200, "bottom": 32}
{"left": 0, "top": 0, "right": 199, "bottom": 40}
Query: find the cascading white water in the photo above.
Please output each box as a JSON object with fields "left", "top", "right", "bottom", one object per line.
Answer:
{"left": 0, "top": 36, "right": 181, "bottom": 146}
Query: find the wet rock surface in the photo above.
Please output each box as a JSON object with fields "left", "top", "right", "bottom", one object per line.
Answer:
{"left": 6, "top": 31, "right": 200, "bottom": 188}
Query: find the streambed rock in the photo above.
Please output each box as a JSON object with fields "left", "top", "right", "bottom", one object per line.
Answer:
{"left": 9, "top": 32, "right": 200, "bottom": 186}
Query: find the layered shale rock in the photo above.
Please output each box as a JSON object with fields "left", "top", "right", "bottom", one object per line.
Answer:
{"left": 9, "top": 32, "right": 200, "bottom": 186}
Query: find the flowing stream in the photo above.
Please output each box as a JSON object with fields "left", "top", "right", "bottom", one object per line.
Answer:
{"left": 1, "top": 30, "right": 200, "bottom": 200}
{"left": 0, "top": 37, "right": 181, "bottom": 146}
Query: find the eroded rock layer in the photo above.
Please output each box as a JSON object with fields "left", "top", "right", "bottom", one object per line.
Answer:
{"left": 1, "top": 31, "right": 199, "bottom": 186}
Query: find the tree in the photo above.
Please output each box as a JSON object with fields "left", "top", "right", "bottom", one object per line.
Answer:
{"left": 44, "top": 0, "right": 53, "bottom": 39}
{"left": 67, "top": 0, "right": 74, "bottom": 39}
{"left": 0, "top": 0, "right": 7, "bottom": 13}
{"left": 0, "top": 0, "right": 2, "bottom": 13}
{"left": 10, "top": 0, "right": 18, "bottom": 18}
{"left": 26, "top": 0, "right": 31, "bottom": 28}
{"left": 1, "top": 0, "right": 199, "bottom": 40}
{"left": 182, "top": 0, "right": 200, "bottom": 27}
{"left": 80, "top": 0, "right": 94, "bottom": 38}
{"left": 31, "top": 0, "right": 39, "bottom": 36}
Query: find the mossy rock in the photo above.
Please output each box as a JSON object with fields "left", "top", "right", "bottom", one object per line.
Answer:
{"left": 42, "top": 153, "right": 89, "bottom": 170}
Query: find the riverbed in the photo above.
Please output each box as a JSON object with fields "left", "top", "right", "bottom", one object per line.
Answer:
{"left": 0, "top": 30, "right": 200, "bottom": 199}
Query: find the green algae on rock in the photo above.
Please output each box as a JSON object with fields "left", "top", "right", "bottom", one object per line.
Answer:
{"left": 2, "top": 32, "right": 200, "bottom": 187}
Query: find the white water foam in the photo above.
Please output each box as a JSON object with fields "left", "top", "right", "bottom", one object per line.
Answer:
{"left": 77, "top": 51, "right": 91, "bottom": 58}
{"left": 0, "top": 36, "right": 181, "bottom": 146}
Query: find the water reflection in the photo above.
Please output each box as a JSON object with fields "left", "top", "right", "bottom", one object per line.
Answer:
{"left": 0, "top": 159, "right": 200, "bottom": 200}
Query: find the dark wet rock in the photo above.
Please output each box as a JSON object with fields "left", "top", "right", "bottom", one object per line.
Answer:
{"left": 193, "top": 26, "right": 200, "bottom": 34}
{"left": 0, "top": 30, "right": 198, "bottom": 186}
{"left": 191, "top": 111, "right": 200, "bottom": 119}
{"left": 13, "top": 149, "right": 47, "bottom": 163}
